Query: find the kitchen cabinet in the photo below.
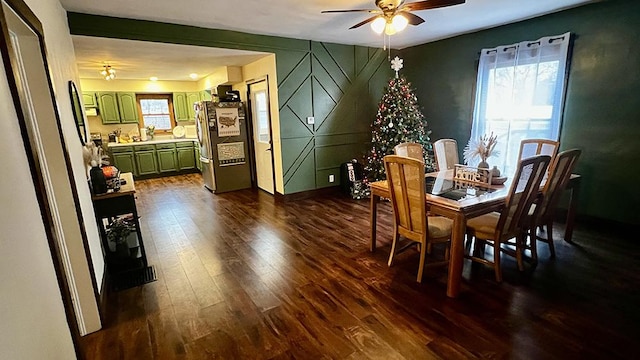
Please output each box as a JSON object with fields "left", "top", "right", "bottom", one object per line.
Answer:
{"left": 109, "top": 140, "right": 197, "bottom": 178}
{"left": 110, "top": 146, "right": 136, "bottom": 176}
{"left": 176, "top": 141, "right": 196, "bottom": 170}
{"left": 195, "top": 146, "right": 201, "bottom": 171}
{"left": 199, "top": 90, "right": 212, "bottom": 102}
{"left": 134, "top": 145, "right": 158, "bottom": 176}
{"left": 117, "top": 92, "right": 139, "bottom": 123}
{"left": 156, "top": 143, "right": 177, "bottom": 173}
{"left": 96, "top": 91, "right": 139, "bottom": 124}
{"left": 173, "top": 92, "right": 199, "bottom": 122}
{"left": 82, "top": 92, "right": 97, "bottom": 107}
{"left": 97, "top": 92, "right": 120, "bottom": 124}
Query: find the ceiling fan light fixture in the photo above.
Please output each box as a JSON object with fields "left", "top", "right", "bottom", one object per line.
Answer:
{"left": 391, "top": 14, "right": 408, "bottom": 32}
{"left": 384, "top": 21, "right": 397, "bottom": 35}
{"left": 371, "top": 17, "right": 386, "bottom": 34}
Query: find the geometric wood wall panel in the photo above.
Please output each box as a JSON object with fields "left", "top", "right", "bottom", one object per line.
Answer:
{"left": 278, "top": 41, "right": 388, "bottom": 193}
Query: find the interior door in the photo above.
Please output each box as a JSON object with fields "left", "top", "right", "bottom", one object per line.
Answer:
{"left": 249, "top": 80, "right": 274, "bottom": 194}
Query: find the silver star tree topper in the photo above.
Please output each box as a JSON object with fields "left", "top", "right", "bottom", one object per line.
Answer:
{"left": 391, "top": 56, "right": 403, "bottom": 78}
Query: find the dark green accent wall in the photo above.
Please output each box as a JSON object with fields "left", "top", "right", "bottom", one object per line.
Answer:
{"left": 68, "top": 13, "right": 389, "bottom": 194}
{"left": 400, "top": 0, "right": 640, "bottom": 225}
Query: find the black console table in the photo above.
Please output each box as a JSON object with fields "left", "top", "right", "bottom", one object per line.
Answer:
{"left": 92, "top": 172, "right": 155, "bottom": 290}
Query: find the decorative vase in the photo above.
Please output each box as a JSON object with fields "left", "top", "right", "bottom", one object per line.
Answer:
{"left": 490, "top": 166, "right": 501, "bottom": 178}
{"left": 89, "top": 164, "right": 108, "bottom": 194}
{"left": 478, "top": 160, "right": 489, "bottom": 169}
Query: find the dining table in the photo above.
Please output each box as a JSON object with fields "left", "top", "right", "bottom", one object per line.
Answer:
{"left": 368, "top": 169, "right": 581, "bottom": 298}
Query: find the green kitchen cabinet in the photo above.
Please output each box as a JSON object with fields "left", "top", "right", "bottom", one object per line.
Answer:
{"left": 199, "top": 90, "right": 212, "bottom": 102}
{"left": 173, "top": 92, "right": 200, "bottom": 122}
{"left": 110, "top": 146, "right": 135, "bottom": 176}
{"left": 195, "top": 146, "right": 201, "bottom": 171}
{"left": 82, "top": 92, "right": 96, "bottom": 108}
{"left": 117, "top": 92, "right": 139, "bottom": 123}
{"left": 97, "top": 91, "right": 139, "bottom": 124}
{"left": 156, "top": 143, "right": 177, "bottom": 173}
{"left": 96, "top": 92, "right": 120, "bottom": 124}
{"left": 173, "top": 92, "right": 189, "bottom": 122}
{"left": 186, "top": 92, "right": 200, "bottom": 120}
{"left": 134, "top": 145, "right": 158, "bottom": 176}
{"left": 176, "top": 142, "right": 195, "bottom": 170}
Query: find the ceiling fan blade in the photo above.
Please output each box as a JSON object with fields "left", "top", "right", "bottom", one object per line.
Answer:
{"left": 349, "top": 15, "right": 381, "bottom": 29}
{"left": 321, "top": 9, "right": 378, "bottom": 14}
{"left": 402, "top": 0, "right": 465, "bottom": 12}
{"left": 400, "top": 11, "right": 425, "bottom": 26}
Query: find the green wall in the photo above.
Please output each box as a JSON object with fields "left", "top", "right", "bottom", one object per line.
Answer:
{"left": 400, "top": 0, "right": 640, "bottom": 225}
{"left": 68, "top": 13, "right": 390, "bottom": 194}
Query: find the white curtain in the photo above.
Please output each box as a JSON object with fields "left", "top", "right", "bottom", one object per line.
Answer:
{"left": 469, "top": 32, "right": 571, "bottom": 176}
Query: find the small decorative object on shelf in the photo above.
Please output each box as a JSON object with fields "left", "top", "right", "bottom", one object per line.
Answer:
{"left": 463, "top": 132, "right": 499, "bottom": 169}
{"left": 106, "top": 217, "right": 133, "bottom": 248}
{"left": 145, "top": 125, "right": 155, "bottom": 140}
{"left": 89, "top": 160, "right": 108, "bottom": 195}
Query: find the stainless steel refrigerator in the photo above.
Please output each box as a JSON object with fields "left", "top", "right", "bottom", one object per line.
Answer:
{"left": 194, "top": 100, "right": 252, "bottom": 193}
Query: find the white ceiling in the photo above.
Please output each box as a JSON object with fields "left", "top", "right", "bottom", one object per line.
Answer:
{"left": 72, "top": 36, "right": 268, "bottom": 81}
{"left": 63, "top": 0, "right": 598, "bottom": 81}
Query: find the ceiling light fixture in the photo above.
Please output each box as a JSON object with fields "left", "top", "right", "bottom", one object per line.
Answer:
{"left": 370, "top": 14, "right": 408, "bottom": 35}
{"left": 189, "top": 73, "right": 198, "bottom": 80}
{"left": 100, "top": 64, "right": 116, "bottom": 81}
{"left": 149, "top": 76, "right": 158, "bottom": 81}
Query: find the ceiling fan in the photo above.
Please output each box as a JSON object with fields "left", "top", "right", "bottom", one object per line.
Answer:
{"left": 322, "top": 0, "right": 465, "bottom": 35}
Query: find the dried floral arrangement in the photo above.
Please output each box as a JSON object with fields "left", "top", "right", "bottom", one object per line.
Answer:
{"left": 463, "top": 132, "right": 499, "bottom": 166}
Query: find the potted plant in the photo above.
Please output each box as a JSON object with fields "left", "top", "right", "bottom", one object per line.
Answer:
{"left": 106, "top": 217, "right": 135, "bottom": 258}
{"left": 463, "top": 132, "right": 499, "bottom": 169}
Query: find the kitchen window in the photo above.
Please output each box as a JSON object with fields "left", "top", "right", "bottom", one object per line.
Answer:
{"left": 136, "top": 94, "right": 176, "bottom": 132}
{"left": 469, "top": 32, "right": 571, "bottom": 175}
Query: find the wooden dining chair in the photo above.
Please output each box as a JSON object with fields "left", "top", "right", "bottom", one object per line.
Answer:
{"left": 465, "top": 154, "right": 551, "bottom": 282}
{"left": 518, "top": 139, "right": 559, "bottom": 161}
{"left": 433, "top": 138, "right": 459, "bottom": 171}
{"left": 525, "top": 149, "right": 581, "bottom": 260}
{"left": 383, "top": 155, "right": 453, "bottom": 282}
{"left": 394, "top": 142, "right": 424, "bottom": 161}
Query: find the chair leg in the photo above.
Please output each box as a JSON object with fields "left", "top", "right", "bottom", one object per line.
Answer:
{"left": 546, "top": 220, "right": 556, "bottom": 258}
{"left": 427, "top": 243, "right": 433, "bottom": 254}
{"left": 416, "top": 241, "right": 427, "bottom": 283}
{"left": 493, "top": 241, "right": 502, "bottom": 283}
{"left": 515, "top": 235, "right": 524, "bottom": 271}
{"left": 529, "top": 226, "right": 538, "bottom": 263}
{"left": 388, "top": 230, "right": 400, "bottom": 267}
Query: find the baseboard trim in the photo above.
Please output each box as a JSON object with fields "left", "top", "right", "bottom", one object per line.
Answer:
{"left": 275, "top": 186, "right": 341, "bottom": 202}
{"left": 98, "top": 265, "right": 110, "bottom": 325}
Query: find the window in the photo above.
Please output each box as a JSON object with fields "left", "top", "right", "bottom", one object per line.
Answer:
{"left": 469, "top": 32, "right": 571, "bottom": 175}
{"left": 136, "top": 94, "right": 176, "bottom": 132}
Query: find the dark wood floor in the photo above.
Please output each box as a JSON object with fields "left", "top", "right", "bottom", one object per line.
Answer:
{"left": 80, "top": 173, "right": 639, "bottom": 359}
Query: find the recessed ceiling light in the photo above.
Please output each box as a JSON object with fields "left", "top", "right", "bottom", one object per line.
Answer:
{"left": 149, "top": 76, "right": 158, "bottom": 81}
{"left": 189, "top": 73, "right": 198, "bottom": 79}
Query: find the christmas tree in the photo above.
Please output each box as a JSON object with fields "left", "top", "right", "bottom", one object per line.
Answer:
{"left": 364, "top": 56, "right": 435, "bottom": 181}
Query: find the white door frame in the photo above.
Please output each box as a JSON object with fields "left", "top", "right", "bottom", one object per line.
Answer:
{"left": 247, "top": 76, "right": 276, "bottom": 194}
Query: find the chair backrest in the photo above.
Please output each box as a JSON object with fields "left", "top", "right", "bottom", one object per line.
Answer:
{"left": 394, "top": 142, "right": 424, "bottom": 161}
{"left": 518, "top": 139, "right": 559, "bottom": 161}
{"left": 433, "top": 138, "right": 459, "bottom": 171}
{"left": 384, "top": 155, "right": 427, "bottom": 241}
{"left": 536, "top": 149, "right": 581, "bottom": 222}
{"left": 497, "top": 154, "right": 551, "bottom": 238}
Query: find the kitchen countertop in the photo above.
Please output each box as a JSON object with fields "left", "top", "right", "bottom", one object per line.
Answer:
{"left": 108, "top": 137, "right": 198, "bottom": 147}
